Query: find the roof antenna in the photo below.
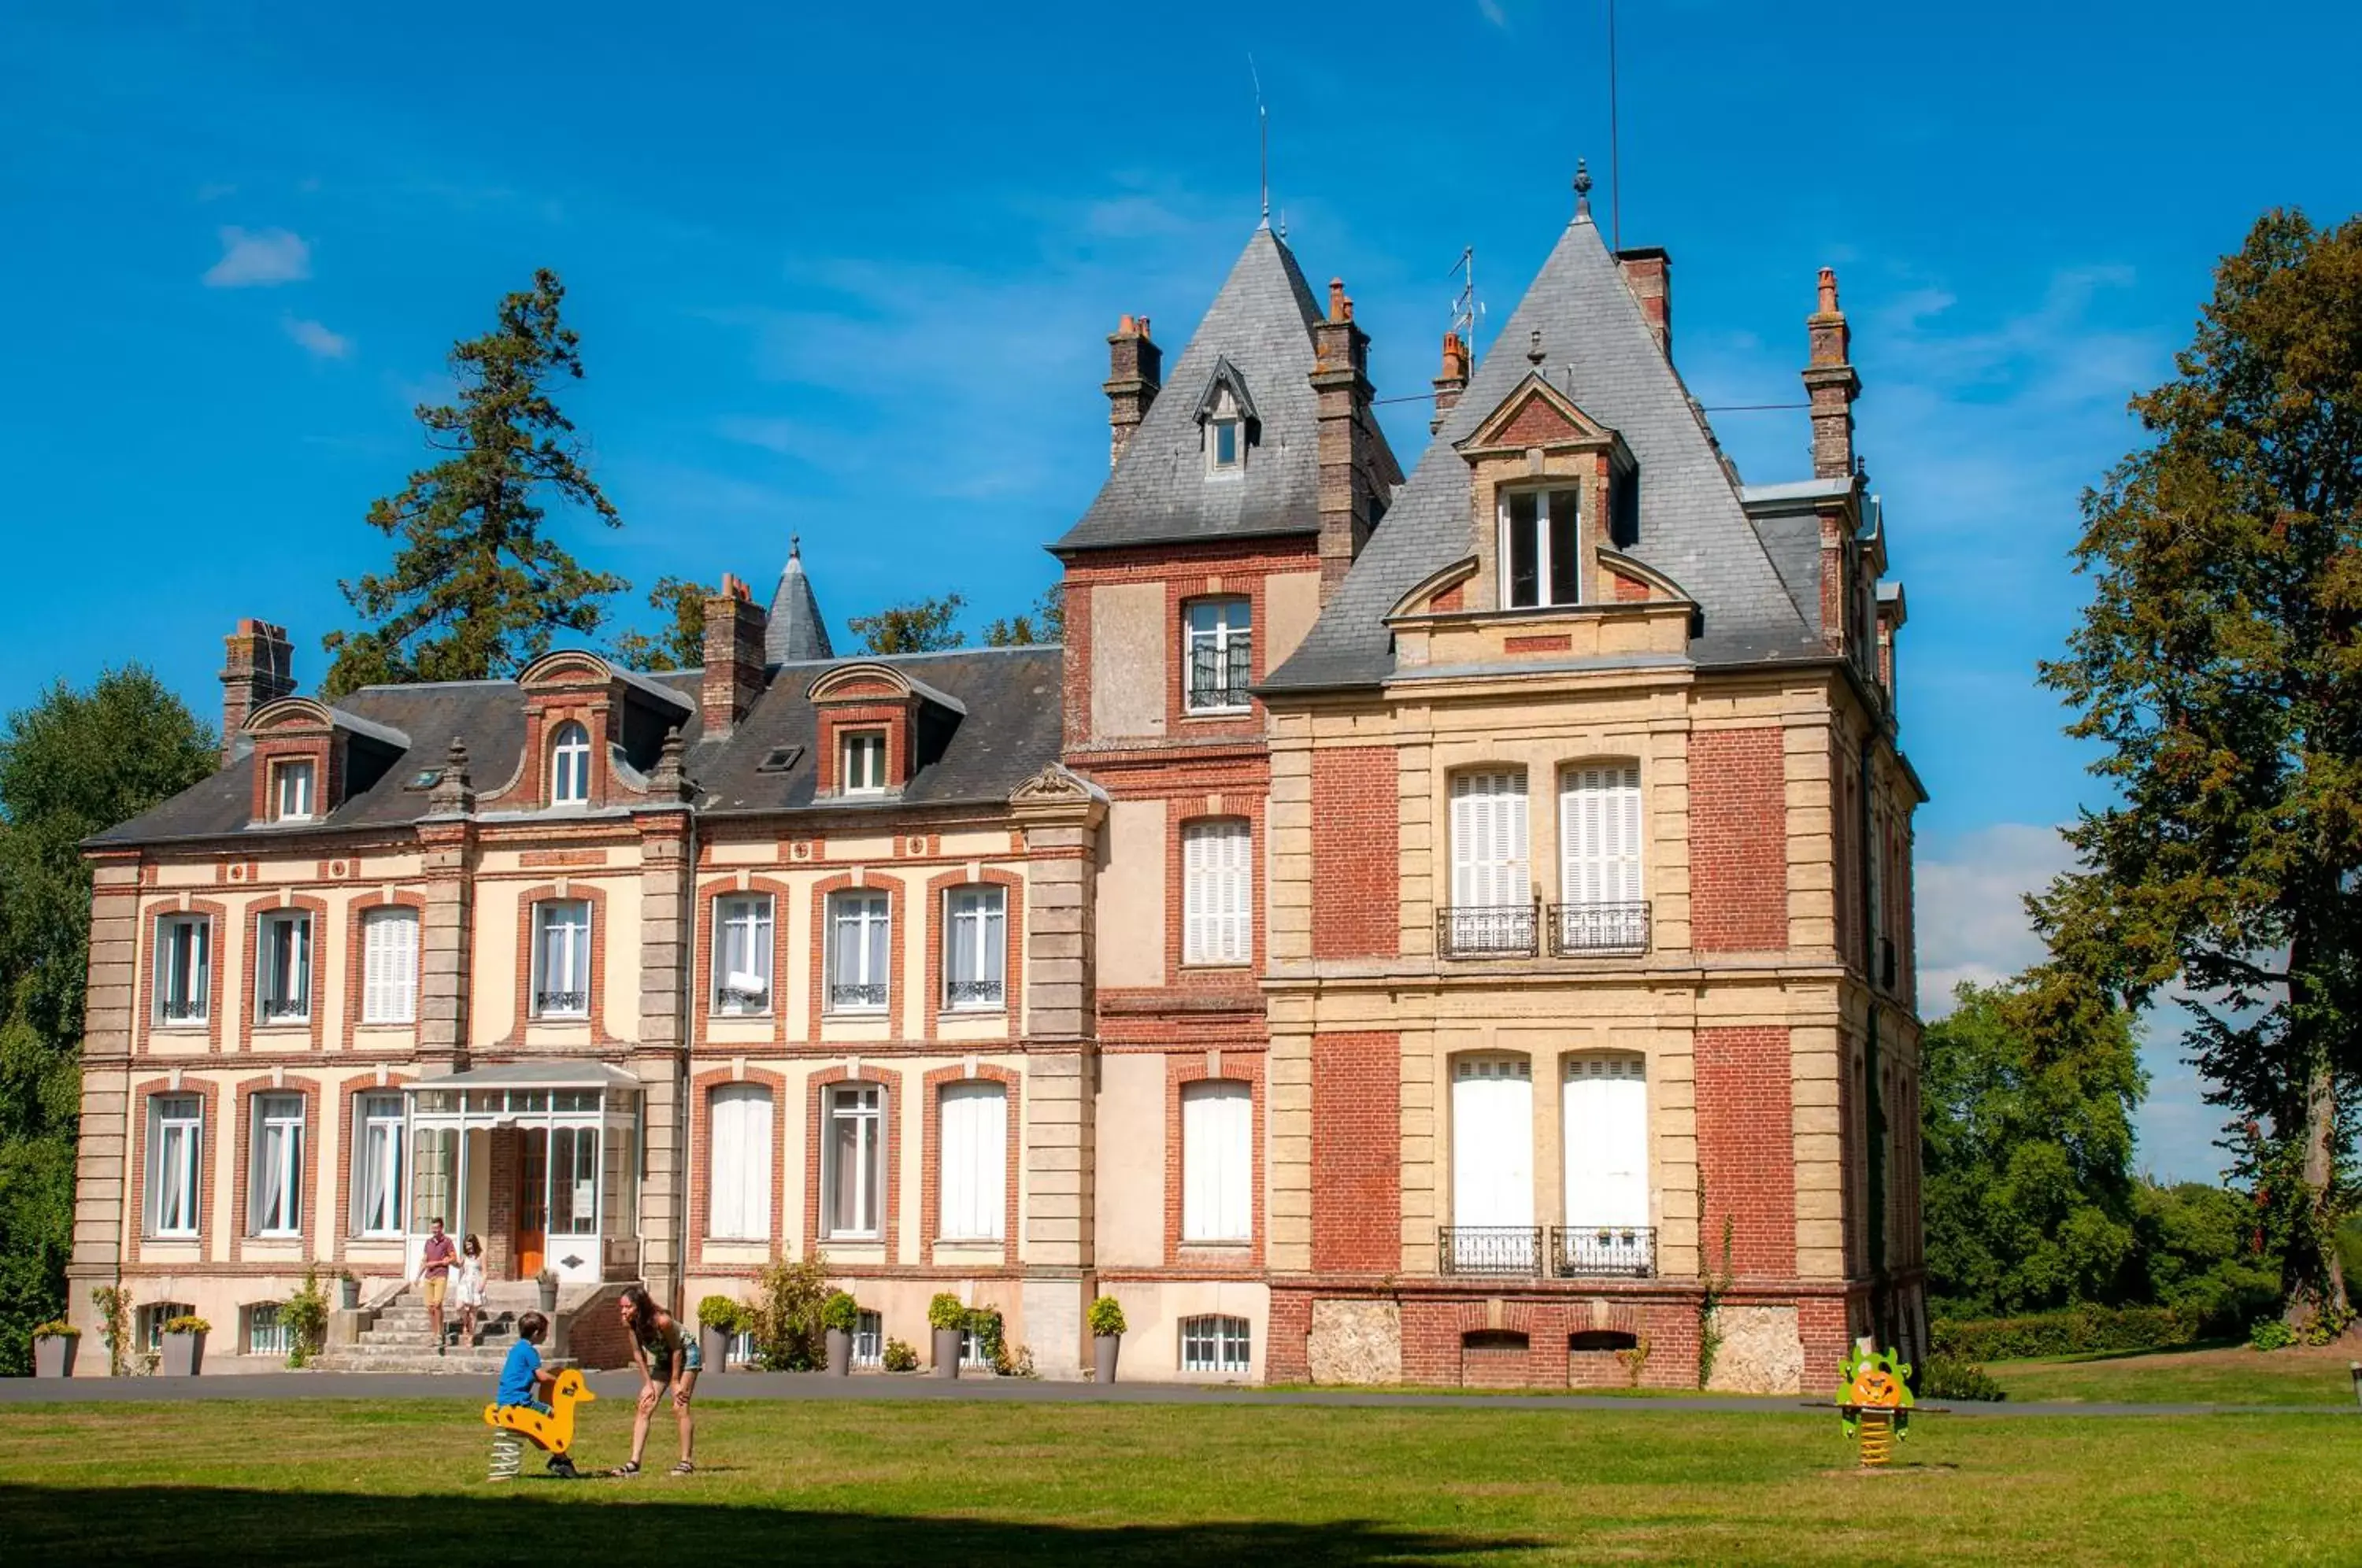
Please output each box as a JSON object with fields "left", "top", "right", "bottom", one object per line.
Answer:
{"left": 1606, "top": 0, "right": 1622, "bottom": 251}
{"left": 1249, "top": 56, "right": 1270, "bottom": 230}
{"left": 1449, "top": 245, "right": 1485, "bottom": 362}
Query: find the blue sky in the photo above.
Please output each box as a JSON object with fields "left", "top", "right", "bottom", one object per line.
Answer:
{"left": 5, "top": 2, "right": 2356, "bottom": 1179}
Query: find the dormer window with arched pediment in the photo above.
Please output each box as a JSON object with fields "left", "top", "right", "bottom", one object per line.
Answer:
{"left": 1194, "top": 357, "right": 1259, "bottom": 478}
{"left": 550, "top": 720, "right": 592, "bottom": 805}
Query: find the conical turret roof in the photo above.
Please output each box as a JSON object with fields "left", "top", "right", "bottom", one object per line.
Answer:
{"left": 765, "top": 537, "right": 835, "bottom": 665}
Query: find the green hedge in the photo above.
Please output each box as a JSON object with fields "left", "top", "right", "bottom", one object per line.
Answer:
{"left": 1931, "top": 1305, "right": 2204, "bottom": 1362}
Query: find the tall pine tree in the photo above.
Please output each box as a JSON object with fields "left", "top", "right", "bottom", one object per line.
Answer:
{"left": 323, "top": 269, "right": 624, "bottom": 697}
{"left": 2035, "top": 209, "right": 2362, "bottom": 1334}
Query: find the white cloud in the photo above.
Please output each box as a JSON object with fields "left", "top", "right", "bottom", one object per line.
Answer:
{"left": 204, "top": 226, "right": 312, "bottom": 288}
{"left": 281, "top": 316, "right": 351, "bottom": 359}
{"left": 1915, "top": 821, "right": 2076, "bottom": 1011}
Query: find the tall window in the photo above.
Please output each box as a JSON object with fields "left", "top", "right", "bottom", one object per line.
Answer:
{"left": 1183, "top": 598, "right": 1253, "bottom": 713}
{"left": 272, "top": 759, "right": 316, "bottom": 822}
{"left": 1180, "top": 1080, "right": 1252, "bottom": 1242}
{"left": 824, "top": 1083, "right": 884, "bottom": 1239}
{"left": 1450, "top": 1058, "right": 1535, "bottom": 1271}
{"left": 841, "top": 730, "right": 887, "bottom": 794}
{"left": 708, "top": 1083, "right": 775, "bottom": 1241}
{"left": 256, "top": 910, "right": 312, "bottom": 1023}
{"left": 155, "top": 914, "right": 210, "bottom": 1025}
{"left": 1206, "top": 386, "right": 1246, "bottom": 474}
{"left": 1867, "top": 808, "right": 1888, "bottom": 974}
{"left": 943, "top": 887, "right": 1006, "bottom": 1010}
{"left": 532, "top": 900, "right": 592, "bottom": 1018}
{"left": 1447, "top": 771, "right": 1531, "bottom": 953}
{"left": 354, "top": 1092, "right": 404, "bottom": 1237}
{"left": 360, "top": 907, "right": 420, "bottom": 1023}
{"left": 1181, "top": 819, "right": 1252, "bottom": 965}
{"left": 250, "top": 1093, "right": 304, "bottom": 1237}
{"left": 550, "top": 721, "right": 591, "bottom": 804}
{"left": 1180, "top": 1315, "right": 1252, "bottom": 1374}
{"left": 713, "top": 894, "right": 775, "bottom": 1015}
{"left": 148, "top": 1095, "right": 202, "bottom": 1237}
{"left": 1562, "top": 1055, "right": 1649, "bottom": 1229}
{"left": 828, "top": 891, "right": 890, "bottom": 1011}
{"left": 1500, "top": 487, "right": 1582, "bottom": 608}
{"left": 1558, "top": 763, "right": 1646, "bottom": 952}
{"left": 937, "top": 1082, "right": 1007, "bottom": 1241}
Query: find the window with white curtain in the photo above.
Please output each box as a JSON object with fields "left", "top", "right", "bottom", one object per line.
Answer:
{"left": 841, "top": 730, "right": 887, "bottom": 793}
{"left": 1447, "top": 770, "right": 1531, "bottom": 954}
{"left": 532, "top": 900, "right": 591, "bottom": 1017}
{"left": 828, "top": 891, "right": 890, "bottom": 1011}
{"left": 148, "top": 1095, "right": 202, "bottom": 1237}
{"left": 360, "top": 906, "right": 419, "bottom": 1023}
{"left": 255, "top": 910, "right": 312, "bottom": 1023}
{"left": 1180, "top": 1080, "right": 1252, "bottom": 1242}
{"left": 943, "top": 887, "right": 1005, "bottom": 1009}
{"left": 354, "top": 1092, "right": 404, "bottom": 1237}
{"left": 1499, "top": 487, "right": 1583, "bottom": 608}
{"left": 713, "top": 894, "right": 775, "bottom": 1015}
{"left": 936, "top": 1081, "right": 1006, "bottom": 1241}
{"left": 707, "top": 1083, "right": 775, "bottom": 1241}
{"left": 155, "top": 914, "right": 210, "bottom": 1025}
{"left": 824, "top": 1084, "right": 884, "bottom": 1239}
{"left": 250, "top": 1093, "right": 305, "bottom": 1237}
{"left": 1181, "top": 819, "right": 1252, "bottom": 965}
{"left": 1183, "top": 597, "right": 1253, "bottom": 712}
{"left": 272, "top": 759, "right": 316, "bottom": 822}
{"left": 550, "top": 721, "right": 591, "bottom": 804}
{"left": 1557, "top": 762, "right": 1646, "bottom": 951}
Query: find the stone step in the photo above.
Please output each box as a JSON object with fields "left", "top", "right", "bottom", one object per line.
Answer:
{"left": 311, "top": 1350, "right": 576, "bottom": 1375}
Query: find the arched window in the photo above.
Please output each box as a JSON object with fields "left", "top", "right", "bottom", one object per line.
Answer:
{"left": 550, "top": 721, "right": 591, "bottom": 804}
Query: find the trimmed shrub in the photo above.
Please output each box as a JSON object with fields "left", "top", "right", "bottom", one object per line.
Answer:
{"left": 820, "top": 1292, "right": 860, "bottom": 1334}
{"left": 927, "top": 1292, "right": 967, "bottom": 1331}
{"left": 1920, "top": 1354, "right": 2007, "bottom": 1402}
{"left": 697, "top": 1296, "right": 750, "bottom": 1336}
{"left": 883, "top": 1337, "right": 920, "bottom": 1372}
{"left": 2249, "top": 1317, "right": 2297, "bottom": 1352}
{"left": 1087, "top": 1295, "right": 1127, "bottom": 1337}
{"left": 1930, "top": 1305, "right": 2204, "bottom": 1362}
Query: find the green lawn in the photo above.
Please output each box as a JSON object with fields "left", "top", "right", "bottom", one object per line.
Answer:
{"left": 1, "top": 1396, "right": 2357, "bottom": 1564}
{"left": 1988, "top": 1343, "right": 2362, "bottom": 1407}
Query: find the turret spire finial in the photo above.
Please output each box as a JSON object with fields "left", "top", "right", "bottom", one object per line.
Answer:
{"left": 1573, "top": 159, "right": 1594, "bottom": 222}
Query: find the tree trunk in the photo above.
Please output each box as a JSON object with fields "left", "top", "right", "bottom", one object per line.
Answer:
{"left": 2282, "top": 935, "right": 2348, "bottom": 1333}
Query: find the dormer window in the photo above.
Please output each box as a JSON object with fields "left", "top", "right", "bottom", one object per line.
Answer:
{"left": 550, "top": 721, "right": 591, "bottom": 804}
{"left": 1207, "top": 389, "right": 1244, "bottom": 475}
{"left": 842, "top": 730, "right": 887, "bottom": 794}
{"left": 1501, "top": 488, "right": 1583, "bottom": 609}
{"left": 272, "top": 759, "right": 316, "bottom": 822}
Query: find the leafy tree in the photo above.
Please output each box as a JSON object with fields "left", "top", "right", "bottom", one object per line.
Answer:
{"left": 322, "top": 268, "right": 625, "bottom": 697}
{"left": 0, "top": 670, "right": 213, "bottom": 1372}
{"left": 611, "top": 575, "right": 707, "bottom": 671}
{"left": 2131, "top": 1179, "right": 2279, "bottom": 1331}
{"left": 2034, "top": 209, "right": 2362, "bottom": 1333}
{"left": 850, "top": 594, "right": 965, "bottom": 656}
{"left": 1921, "top": 979, "right": 2145, "bottom": 1317}
{"left": 984, "top": 585, "right": 1065, "bottom": 648}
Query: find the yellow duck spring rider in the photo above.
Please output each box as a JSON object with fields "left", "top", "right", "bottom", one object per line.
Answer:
{"left": 485, "top": 1367, "right": 598, "bottom": 1480}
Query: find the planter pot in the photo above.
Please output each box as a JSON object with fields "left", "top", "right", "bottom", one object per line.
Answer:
{"left": 32, "top": 1337, "right": 77, "bottom": 1378}
{"left": 701, "top": 1325, "right": 733, "bottom": 1375}
{"left": 536, "top": 1280, "right": 558, "bottom": 1314}
{"left": 1094, "top": 1333, "right": 1121, "bottom": 1385}
{"left": 337, "top": 1277, "right": 361, "bottom": 1311}
{"left": 931, "top": 1326, "right": 964, "bottom": 1378}
{"left": 826, "top": 1327, "right": 853, "bottom": 1377}
{"left": 162, "top": 1331, "right": 205, "bottom": 1378}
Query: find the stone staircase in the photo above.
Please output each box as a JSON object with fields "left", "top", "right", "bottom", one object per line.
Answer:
{"left": 313, "top": 1281, "right": 574, "bottom": 1375}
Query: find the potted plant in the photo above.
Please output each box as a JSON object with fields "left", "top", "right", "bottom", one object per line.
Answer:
{"left": 883, "top": 1337, "right": 919, "bottom": 1372}
{"left": 31, "top": 1321, "right": 79, "bottom": 1378}
{"left": 161, "top": 1315, "right": 210, "bottom": 1377}
{"left": 535, "top": 1269, "right": 560, "bottom": 1314}
{"left": 1088, "top": 1295, "right": 1126, "bottom": 1385}
{"left": 927, "top": 1292, "right": 967, "bottom": 1379}
{"left": 698, "top": 1296, "right": 746, "bottom": 1374}
{"left": 336, "top": 1270, "right": 361, "bottom": 1311}
{"left": 821, "top": 1291, "right": 860, "bottom": 1377}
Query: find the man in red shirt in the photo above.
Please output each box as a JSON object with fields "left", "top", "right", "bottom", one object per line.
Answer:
{"left": 419, "top": 1218, "right": 457, "bottom": 1353}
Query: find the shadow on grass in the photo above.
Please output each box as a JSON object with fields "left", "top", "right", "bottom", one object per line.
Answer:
{"left": 0, "top": 1483, "right": 1538, "bottom": 1565}
{"left": 2005, "top": 1340, "right": 2244, "bottom": 1367}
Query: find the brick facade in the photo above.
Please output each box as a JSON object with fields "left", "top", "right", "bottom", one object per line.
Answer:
{"left": 1309, "top": 1032, "right": 1399, "bottom": 1271}
{"left": 1309, "top": 750, "right": 1398, "bottom": 961}
{"left": 1694, "top": 1026, "right": 1797, "bottom": 1278}
{"left": 1687, "top": 729, "right": 1789, "bottom": 952}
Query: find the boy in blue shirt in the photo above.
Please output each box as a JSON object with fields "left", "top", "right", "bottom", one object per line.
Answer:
{"left": 494, "top": 1311, "right": 578, "bottom": 1477}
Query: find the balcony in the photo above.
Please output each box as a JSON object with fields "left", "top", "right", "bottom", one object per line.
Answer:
{"left": 945, "top": 978, "right": 1004, "bottom": 1009}
{"left": 1435, "top": 1225, "right": 1659, "bottom": 1280}
{"left": 534, "top": 990, "right": 588, "bottom": 1017}
{"left": 1438, "top": 1226, "right": 1543, "bottom": 1277}
{"left": 1436, "top": 904, "right": 1538, "bottom": 960}
{"left": 159, "top": 998, "right": 207, "bottom": 1023}
{"left": 257, "top": 997, "right": 309, "bottom": 1024}
{"left": 1547, "top": 901, "right": 1651, "bottom": 956}
{"left": 1553, "top": 1224, "right": 1657, "bottom": 1278}
{"left": 830, "top": 982, "right": 888, "bottom": 1011}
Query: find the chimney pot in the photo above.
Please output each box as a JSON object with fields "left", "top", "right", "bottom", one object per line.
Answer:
{"left": 701, "top": 580, "right": 769, "bottom": 737}
{"left": 1431, "top": 331, "right": 1470, "bottom": 435}
{"left": 1803, "top": 264, "right": 1860, "bottom": 481}
{"left": 1327, "top": 278, "right": 1346, "bottom": 322}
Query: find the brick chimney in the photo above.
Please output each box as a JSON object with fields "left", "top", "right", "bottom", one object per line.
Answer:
{"left": 1104, "top": 315, "right": 1162, "bottom": 468}
{"left": 1431, "top": 331, "right": 1470, "bottom": 435}
{"left": 1803, "top": 267, "right": 1860, "bottom": 480}
{"left": 1309, "top": 278, "right": 1382, "bottom": 603}
{"left": 219, "top": 619, "right": 294, "bottom": 766}
{"left": 701, "top": 574, "right": 768, "bottom": 738}
{"left": 1617, "top": 247, "right": 1672, "bottom": 357}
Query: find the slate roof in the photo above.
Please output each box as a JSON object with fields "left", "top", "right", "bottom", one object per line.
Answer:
{"left": 1264, "top": 207, "right": 1826, "bottom": 691}
{"left": 765, "top": 539, "right": 835, "bottom": 665}
{"left": 1056, "top": 227, "right": 1401, "bottom": 553}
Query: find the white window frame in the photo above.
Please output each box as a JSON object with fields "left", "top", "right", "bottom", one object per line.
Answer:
{"left": 148, "top": 1095, "right": 202, "bottom": 1238}
{"left": 249, "top": 1093, "right": 305, "bottom": 1238}
{"left": 1498, "top": 486, "right": 1583, "bottom": 609}
{"left": 1557, "top": 762, "right": 1646, "bottom": 952}
{"left": 255, "top": 910, "right": 313, "bottom": 1024}
{"left": 841, "top": 730, "right": 888, "bottom": 795}
{"left": 359, "top": 905, "right": 420, "bottom": 1024}
{"left": 827, "top": 890, "right": 891, "bottom": 1013}
{"left": 531, "top": 900, "right": 592, "bottom": 1019}
{"left": 354, "top": 1092, "right": 405, "bottom": 1237}
{"left": 1179, "top": 1079, "right": 1253, "bottom": 1243}
{"left": 713, "top": 893, "right": 776, "bottom": 1015}
{"left": 1179, "top": 1314, "right": 1252, "bottom": 1374}
{"left": 1561, "top": 1053, "right": 1649, "bottom": 1230}
{"left": 1181, "top": 819, "right": 1252, "bottom": 966}
{"left": 1182, "top": 597, "right": 1253, "bottom": 714}
{"left": 1450, "top": 1056, "right": 1536, "bottom": 1272}
{"left": 1205, "top": 385, "right": 1246, "bottom": 475}
{"left": 155, "top": 913, "right": 210, "bottom": 1026}
{"left": 935, "top": 1081, "right": 1007, "bottom": 1241}
{"left": 550, "top": 720, "right": 592, "bottom": 805}
{"left": 853, "top": 1309, "right": 883, "bottom": 1367}
{"left": 942, "top": 886, "right": 1006, "bottom": 1011}
{"left": 822, "top": 1083, "right": 885, "bottom": 1241}
{"left": 272, "top": 758, "right": 316, "bottom": 822}
{"left": 707, "top": 1082, "right": 776, "bottom": 1241}
{"left": 246, "top": 1303, "right": 291, "bottom": 1359}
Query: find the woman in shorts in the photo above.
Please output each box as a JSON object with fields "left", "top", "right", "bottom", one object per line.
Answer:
{"left": 611, "top": 1284, "right": 700, "bottom": 1477}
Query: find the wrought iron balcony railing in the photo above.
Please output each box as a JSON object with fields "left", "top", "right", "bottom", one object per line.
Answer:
{"left": 159, "top": 998, "right": 208, "bottom": 1023}
{"left": 716, "top": 985, "right": 769, "bottom": 1013}
{"left": 534, "top": 990, "right": 588, "bottom": 1017}
{"left": 257, "top": 997, "right": 309, "bottom": 1023}
{"left": 1552, "top": 1223, "right": 1657, "bottom": 1278}
{"left": 1437, "top": 904, "right": 1539, "bottom": 960}
{"left": 945, "top": 978, "right": 1004, "bottom": 1008}
{"left": 1437, "top": 1226, "right": 1544, "bottom": 1277}
{"left": 830, "top": 982, "right": 889, "bottom": 1011}
{"left": 1184, "top": 641, "right": 1254, "bottom": 712}
{"left": 1547, "top": 901, "right": 1651, "bottom": 956}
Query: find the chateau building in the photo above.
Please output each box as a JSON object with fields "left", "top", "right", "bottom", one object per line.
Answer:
{"left": 68, "top": 175, "right": 1924, "bottom": 1389}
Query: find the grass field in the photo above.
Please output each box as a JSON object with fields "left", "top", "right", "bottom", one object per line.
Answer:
{"left": 1, "top": 1396, "right": 2356, "bottom": 1565}
{"left": 1987, "top": 1342, "right": 2362, "bottom": 1407}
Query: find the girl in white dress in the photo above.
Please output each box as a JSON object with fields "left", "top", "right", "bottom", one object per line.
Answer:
{"left": 453, "top": 1233, "right": 487, "bottom": 1348}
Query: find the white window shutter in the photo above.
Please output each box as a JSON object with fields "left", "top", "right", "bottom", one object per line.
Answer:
{"left": 939, "top": 1082, "right": 1005, "bottom": 1240}
{"left": 1219, "top": 1084, "right": 1251, "bottom": 1238}
{"left": 709, "top": 1085, "right": 772, "bottom": 1239}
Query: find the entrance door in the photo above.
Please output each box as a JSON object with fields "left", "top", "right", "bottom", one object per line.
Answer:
{"left": 516, "top": 1129, "right": 548, "bottom": 1278}
{"left": 1450, "top": 1058, "right": 1535, "bottom": 1271}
